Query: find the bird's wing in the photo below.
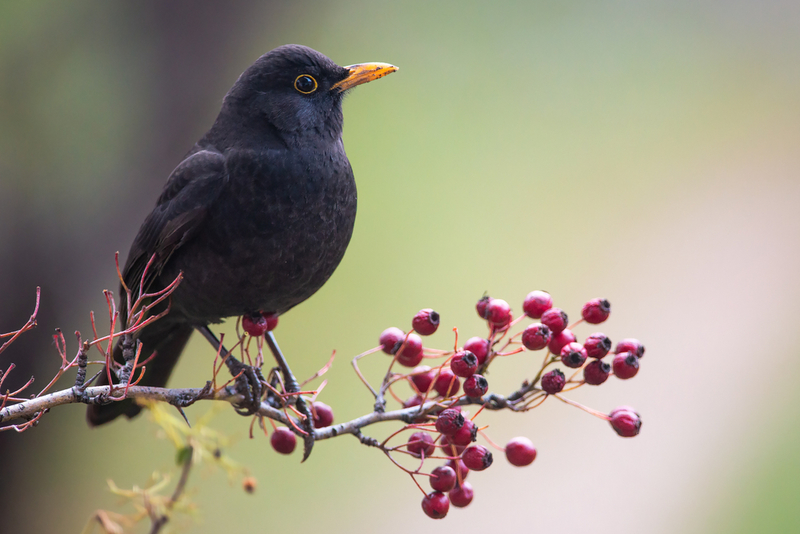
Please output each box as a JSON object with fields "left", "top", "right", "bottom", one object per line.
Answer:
{"left": 122, "top": 149, "right": 227, "bottom": 299}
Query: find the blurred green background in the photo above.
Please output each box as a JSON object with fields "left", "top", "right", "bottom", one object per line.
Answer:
{"left": 1, "top": 1, "right": 799, "bottom": 532}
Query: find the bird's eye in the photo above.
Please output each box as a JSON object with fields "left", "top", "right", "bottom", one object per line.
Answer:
{"left": 294, "top": 74, "right": 318, "bottom": 94}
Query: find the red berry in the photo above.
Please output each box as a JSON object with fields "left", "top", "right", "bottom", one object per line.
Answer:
{"left": 521, "top": 323, "right": 551, "bottom": 351}
{"left": 505, "top": 437, "right": 537, "bottom": 466}
{"left": 435, "top": 408, "right": 465, "bottom": 436}
{"left": 410, "top": 365, "right": 435, "bottom": 393}
{"left": 448, "top": 482, "right": 474, "bottom": 508}
{"left": 583, "top": 360, "right": 611, "bottom": 385}
{"left": 422, "top": 491, "right": 450, "bottom": 519}
{"left": 442, "top": 437, "right": 466, "bottom": 455}
{"left": 412, "top": 308, "right": 440, "bottom": 336}
{"left": 548, "top": 328, "right": 576, "bottom": 355}
{"left": 581, "top": 298, "right": 610, "bottom": 324}
{"left": 613, "top": 352, "right": 640, "bottom": 379}
{"left": 609, "top": 406, "right": 642, "bottom": 437}
{"left": 430, "top": 465, "right": 457, "bottom": 492}
{"left": 486, "top": 298, "right": 512, "bottom": 328}
{"left": 408, "top": 431, "right": 436, "bottom": 457}
{"left": 434, "top": 369, "right": 461, "bottom": 397}
{"left": 270, "top": 427, "right": 296, "bottom": 454}
{"left": 261, "top": 312, "right": 279, "bottom": 331}
{"left": 463, "top": 374, "right": 488, "bottom": 398}
{"left": 541, "top": 369, "right": 566, "bottom": 394}
{"left": 450, "top": 351, "right": 478, "bottom": 378}
{"left": 616, "top": 338, "right": 645, "bottom": 359}
{"left": 396, "top": 333, "right": 424, "bottom": 367}
{"left": 522, "top": 290, "right": 553, "bottom": 319}
{"left": 445, "top": 458, "right": 469, "bottom": 481}
{"left": 541, "top": 307, "right": 569, "bottom": 334}
{"left": 463, "top": 337, "right": 490, "bottom": 365}
{"left": 403, "top": 394, "right": 424, "bottom": 408}
{"left": 462, "top": 445, "right": 493, "bottom": 471}
{"left": 560, "top": 342, "right": 588, "bottom": 368}
{"left": 311, "top": 401, "right": 334, "bottom": 428}
{"left": 379, "top": 327, "right": 404, "bottom": 355}
{"left": 242, "top": 313, "right": 269, "bottom": 337}
{"left": 584, "top": 333, "right": 612, "bottom": 359}
{"left": 476, "top": 295, "right": 491, "bottom": 319}
{"left": 450, "top": 419, "right": 478, "bottom": 446}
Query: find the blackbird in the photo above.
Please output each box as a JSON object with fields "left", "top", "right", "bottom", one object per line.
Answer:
{"left": 87, "top": 44, "right": 397, "bottom": 426}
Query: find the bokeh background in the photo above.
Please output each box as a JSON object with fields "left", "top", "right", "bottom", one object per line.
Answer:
{"left": 1, "top": 1, "right": 799, "bottom": 532}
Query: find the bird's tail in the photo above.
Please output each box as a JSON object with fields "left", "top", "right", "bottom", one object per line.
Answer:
{"left": 86, "top": 318, "right": 194, "bottom": 426}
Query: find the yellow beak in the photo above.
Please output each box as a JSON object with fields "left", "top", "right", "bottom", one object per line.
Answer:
{"left": 331, "top": 62, "right": 398, "bottom": 92}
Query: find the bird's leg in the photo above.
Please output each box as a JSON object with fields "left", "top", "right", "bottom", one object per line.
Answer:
{"left": 264, "top": 332, "right": 315, "bottom": 460}
{"left": 196, "top": 325, "right": 265, "bottom": 416}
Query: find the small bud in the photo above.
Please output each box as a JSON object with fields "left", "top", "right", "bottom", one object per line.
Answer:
{"left": 505, "top": 437, "right": 537, "bottom": 467}
{"left": 612, "top": 352, "right": 640, "bottom": 379}
{"left": 521, "top": 323, "right": 551, "bottom": 351}
{"left": 560, "top": 342, "right": 588, "bottom": 368}
{"left": 435, "top": 408, "right": 465, "bottom": 436}
{"left": 412, "top": 308, "right": 440, "bottom": 336}
{"left": 581, "top": 298, "right": 610, "bottom": 324}
{"left": 462, "top": 445, "right": 493, "bottom": 471}
{"left": 463, "top": 374, "right": 488, "bottom": 398}
{"left": 450, "top": 351, "right": 478, "bottom": 378}
{"left": 541, "top": 369, "right": 566, "bottom": 394}
{"left": 609, "top": 406, "right": 642, "bottom": 437}
{"left": 270, "top": 427, "right": 296, "bottom": 455}
{"left": 242, "top": 476, "right": 257, "bottom": 494}
{"left": 541, "top": 307, "right": 569, "bottom": 334}
{"left": 430, "top": 465, "right": 457, "bottom": 492}
{"left": 522, "top": 290, "right": 553, "bottom": 319}
{"left": 422, "top": 491, "right": 450, "bottom": 519}
{"left": 448, "top": 482, "right": 474, "bottom": 508}
{"left": 583, "top": 360, "right": 611, "bottom": 385}
{"left": 464, "top": 337, "right": 490, "bottom": 365}
{"left": 379, "top": 327, "right": 404, "bottom": 355}
{"left": 584, "top": 332, "right": 612, "bottom": 359}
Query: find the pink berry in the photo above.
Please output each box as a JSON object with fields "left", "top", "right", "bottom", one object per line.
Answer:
{"left": 396, "top": 333, "right": 424, "bottom": 367}
{"left": 430, "top": 466, "right": 457, "bottom": 492}
{"left": 581, "top": 298, "right": 610, "bottom": 324}
{"left": 311, "top": 401, "right": 334, "bottom": 428}
{"left": 448, "top": 482, "right": 474, "bottom": 508}
{"left": 584, "top": 333, "right": 612, "bottom": 359}
{"left": 450, "top": 351, "right": 478, "bottom": 378}
{"left": 616, "top": 338, "right": 645, "bottom": 359}
{"left": 412, "top": 308, "right": 440, "bottom": 336}
{"left": 612, "top": 352, "right": 640, "bottom": 379}
{"left": 435, "top": 408, "right": 465, "bottom": 436}
{"left": 463, "top": 374, "right": 488, "bottom": 398}
{"left": 270, "top": 427, "right": 296, "bottom": 455}
{"left": 422, "top": 491, "right": 450, "bottom": 519}
{"left": 462, "top": 445, "right": 493, "bottom": 471}
{"left": 560, "top": 342, "right": 588, "bottom": 368}
{"left": 583, "top": 360, "right": 611, "bottom": 385}
{"left": 379, "top": 327, "right": 404, "bottom": 355}
{"left": 521, "top": 323, "right": 551, "bottom": 351}
{"left": 408, "top": 431, "right": 436, "bottom": 457}
{"left": 541, "top": 308, "right": 568, "bottom": 334}
{"left": 410, "top": 365, "right": 435, "bottom": 393}
{"left": 505, "top": 437, "right": 537, "bottom": 466}
{"left": 541, "top": 369, "right": 566, "bottom": 394}
{"left": 450, "top": 419, "right": 478, "bottom": 447}
{"left": 242, "top": 313, "right": 269, "bottom": 337}
{"left": 434, "top": 369, "right": 461, "bottom": 397}
{"left": 445, "top": 458, "right": 469, "bottom": 481}
{"left": 609, "top": 406, "right": 642, "bottom": 437}
{"left": 463, "top": 337, "right": 490, "bottom": 365}
{"left": 486, "top": 298, "right": 512, "bottom": 328}
{"left": 548, "top": 328, "right": 576, "bottom": 355}
{"left": 522, "top": 290, "right": 553, "bottom": 319}
{"left": 261, "top": 312, "right": 279, "bottom": 331}
{"left": 476, "top": 295, "right": 491, "bottom": 319}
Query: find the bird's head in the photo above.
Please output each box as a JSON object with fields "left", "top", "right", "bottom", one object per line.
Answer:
{"left": 220, "top": 44, "right": 397, "bottom": 146}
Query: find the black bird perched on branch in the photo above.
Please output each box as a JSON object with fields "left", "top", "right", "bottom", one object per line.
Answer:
{"left": 87, "top": 44, "right": 397, "bottom": 426}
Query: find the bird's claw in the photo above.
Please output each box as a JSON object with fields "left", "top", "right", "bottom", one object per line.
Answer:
{"left": 229, "top": 361, "right": 266, "bottom": 416}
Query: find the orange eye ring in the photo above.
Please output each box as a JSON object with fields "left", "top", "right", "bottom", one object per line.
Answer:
{"left": 294, "top": 74, "right": 318, "bottom": 94}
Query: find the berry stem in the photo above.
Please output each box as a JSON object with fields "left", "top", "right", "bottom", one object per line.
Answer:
{"left": 552, "top": 394, "right": 609, "bottom": 419}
